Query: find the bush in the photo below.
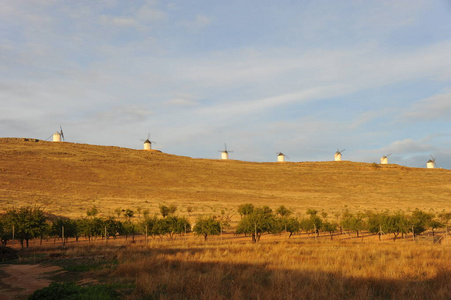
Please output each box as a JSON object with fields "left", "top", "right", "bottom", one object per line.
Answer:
{"left": 0, "top": 246, "right": 18, "bottom": 262}
{"left": 28, "top": 282, "right": 119, "bottom": 300}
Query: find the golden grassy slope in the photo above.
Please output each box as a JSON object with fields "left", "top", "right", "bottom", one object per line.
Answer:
{"left": 0, "top": 138, "right": 450, "bottom": 219}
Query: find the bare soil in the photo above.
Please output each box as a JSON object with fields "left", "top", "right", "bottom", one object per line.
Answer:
{"left": 0, "top": 264, "right": 63, "bottom": 300}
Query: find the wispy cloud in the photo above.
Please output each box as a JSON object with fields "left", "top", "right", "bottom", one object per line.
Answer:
{"left": 179, "top": 15, "right": 213, "bottom": 32}
{"left": 401, "top": 92, "right": 451, "bottom": 121}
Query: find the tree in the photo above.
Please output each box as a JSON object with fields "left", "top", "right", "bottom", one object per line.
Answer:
{"left": 236, "top": 206, "right": 279, "bottom": 242}
{"left": 276, "top": 205, "right": 292, "bottom": 218}
{"left": 367, "top": 212, "right": 387, "bottom": 241}
{"left": 104, "top": 217, "right": 122, "bottom": 239}
{"left": 285, "top": 217, "right": 301, "bottom": 238}
{"left": 5, "top": 206, "right": 48, "bottom": 247}
{"left": 340, "top": 211, "right": 365, "bottom": 237}
{"left": 410, "top": 209, "right": 433, "bottom": 237}
{"left": 276, "top": 205, "right": 293, "bottom": 232}
{"left": 50, "top": 218, "right": 78, "bottom": 242}
{"left": 123, "top": 209, "right": 134, "bottom": 221}
{"left": 305, "top": 209, "right": 322, "bottom": 236}
{"left": 0, "top": 216, "right": 12, "bottom": 246}
{"left": 159, "top": 205, "right": 170, "bottom": 218}
{"left": 321, "top": 221, "right": 338, "bottom": 240}
{"left": 86, "top": 206, "right": 99, "bottom": 217}
{"left": 121, "top": 220, "right": 138, "bottom": 241}
{"left": 193, "top": 217, "right": 221, "bottom": 240}
{"left": 384, "top": 211, "right": 410, "bottom": 241}
{"left": 114, "top": 208, "right": 122, "bottom": 218}
{"left": 77, "top": 217, "right": 104, "bottom": 242}
{"left": 237, "top": 203, "right": 254, "bottom": 218}
{"left": 159, "top": 205, "right": 177, "bottom": 218}
{"left": 140, "top": 215, "right": 158, "bottom": 238}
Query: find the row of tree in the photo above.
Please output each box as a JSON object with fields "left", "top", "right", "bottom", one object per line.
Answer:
{"left": 236, "top": 204, "right": 450, "bottom": 242}
{"left": 1, "top": 204, "right": 449, "bottom": 247}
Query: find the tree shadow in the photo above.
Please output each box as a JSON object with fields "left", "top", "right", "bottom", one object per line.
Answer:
{"left": 123, "top": 254, "right": 451, "bottom": 300}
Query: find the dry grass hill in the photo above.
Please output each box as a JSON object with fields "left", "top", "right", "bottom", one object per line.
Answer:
{"left": 0, "top": 138, "right": 450, "bottom": 219}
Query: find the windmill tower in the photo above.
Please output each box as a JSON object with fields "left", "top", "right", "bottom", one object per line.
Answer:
{"left": 141, "top": 134, "right": 156, "bottom": 151}
{"left": 277, "top": 152, "right": 288, "bottom": 162}
{"left": 53, "top": 126, "right": 64, "bottom": 142}
{"left": 219, "top": 144, "right": 233, "bottom": 160}
{"left": 427, "top": 156, "right": 436, "bottom": 169}
{"left": 380, "top": 153, "right": 391, "bottom": 164}
{"left": 334, "top": 149, "right": 345, "bottom": 161}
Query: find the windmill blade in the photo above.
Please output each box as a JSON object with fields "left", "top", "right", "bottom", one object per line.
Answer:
{"left": 44, "top": 134, "right": 53, "bottom": 141}
{"left": 341, "top": 149, "right": 346, "bottom": 152}
{"left": 147, "top": 133, "right": 151, "bottom": 139}
{"left": 59, "top": 126, "right": 65, "bottom": 141}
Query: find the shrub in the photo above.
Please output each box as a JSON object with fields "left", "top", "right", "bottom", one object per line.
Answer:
{"left": 28, "top": 282, "right": 119, "bottom": 300}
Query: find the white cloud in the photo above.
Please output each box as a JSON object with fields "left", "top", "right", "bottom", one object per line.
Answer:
{"left": 402, "top": 92, "right": 451, "bottom": 121}
{"left": 179, "top": 15, "right": 213, "bottom": 32}
{"left": 164, "top": 98, "right": 198, "bottom": 107}
{"left": 379, "top": 138, "right": 436, "bottom": 155}
{"left": 93, "top": 105, "right": 153, "bottom": 123}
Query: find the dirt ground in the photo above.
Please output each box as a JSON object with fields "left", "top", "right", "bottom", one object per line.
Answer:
{"left": 0, "top": 264, "right": 63, "bottom": 300}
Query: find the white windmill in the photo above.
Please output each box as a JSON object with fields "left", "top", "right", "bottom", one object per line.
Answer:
{"left": 427, "top": 156, "right": 436, "bottom": 169}
{"left": 52, "top": 126, "right": 64, "bottom": 142}
{"left": 219, "top": 144, "right": 233, "bottom": 160}
{"left": 276, "top": 152, "right": 288, "bottom": 162}
{"left": 141, "top": 133, "right": 156, "bottom": 151}
{"left": 334, "top": 149, "right": 345, "bottom": 161}
{"left": 380, "top": 153, "right": 391, "bottom": 165}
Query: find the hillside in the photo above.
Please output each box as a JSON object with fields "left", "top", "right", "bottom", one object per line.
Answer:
{"left": 0, "top": 138, "right": 450, "bottom": 219}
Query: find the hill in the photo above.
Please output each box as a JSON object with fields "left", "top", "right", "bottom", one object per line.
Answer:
{"left": 0, "top": 138, "right": 450, "bottom": 219}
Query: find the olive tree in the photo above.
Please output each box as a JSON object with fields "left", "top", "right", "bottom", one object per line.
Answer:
{"left": 5, "top": 206, "right": 48, "bottom": 247}
{"left": 193, "top": 217, "right": 221, "bottom": 240}
{"left": 236, "top": 206, "right": 279, "bottom": 242}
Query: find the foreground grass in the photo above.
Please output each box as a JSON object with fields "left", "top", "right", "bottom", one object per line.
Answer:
{"left": 13, "top": 235, "right": 451, "bottom": 300}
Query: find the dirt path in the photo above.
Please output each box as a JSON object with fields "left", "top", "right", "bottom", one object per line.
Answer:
{"left": 0, "top": 264, "right": 62, "bottom": 300}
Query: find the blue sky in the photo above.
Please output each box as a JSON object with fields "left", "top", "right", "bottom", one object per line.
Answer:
{"left": 1, "top": 0, "right": 450, "bottom": 168}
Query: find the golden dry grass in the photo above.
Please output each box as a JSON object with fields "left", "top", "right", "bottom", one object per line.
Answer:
{"left": 33, "top": 236, "right": 451, "bottom": 300}
{"left": 1, "top": 138, "right": 450, "bottom": 221}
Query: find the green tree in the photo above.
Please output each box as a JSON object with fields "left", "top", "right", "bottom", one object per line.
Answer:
{"left": 123, "top": 209, "right": 134, "bottom": 221}
{"left": 121, "top": 220, "right": 138, "bottom": 241}
{"left": 410, "top": 209, "right": 433, "bottom": 237}
{"left": 0, "top": 216, "right": 12, "bottom": 246}
{"left": 77, "top": 217, "right": 104, "bottom": 242}
{"left": 237, "top": 203, "right": 254, "bottom": 218}
{"left": 140, "top": 215, "right": 157, "bottom": 238}
{"left": 86, "top": 206, "right": 99, "bottom": 217}
{"left": 50, "top": 218, "right": 78, "bottom": 242}
{"left": 384, "top": 211, "right": 410, "bottom": 241}
{"left": 159, "top": 205, "right": 177, "bottom": 218}
{"left": 5, "top": 206, "right": 48, "bottom": 247}
{"left": 321, "top": 221, "right": 338, "bottom": 240}
{"left": 236, "top": 206, "right": 279, "bottom": 242}
{"left": 340, "top": 211, "right": 365, "bottom": 237}
{"left": 285, "top": 217, "right": 301, "bottom": 238}
{"left": 193, "top": 216, "right": 221, "bottom": 240}
{"left": 367, "top": 211, "right": 387, "bottom": 241}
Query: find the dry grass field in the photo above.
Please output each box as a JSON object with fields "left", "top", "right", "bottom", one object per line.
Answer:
{"left": 7, "top": 235, "right": 451, "bottom": 299}
{"left": 2, "top": 137, "right": 451, "bottom": 299}
{"left": 1, "top": 138, "right": 450, "bottom": 221}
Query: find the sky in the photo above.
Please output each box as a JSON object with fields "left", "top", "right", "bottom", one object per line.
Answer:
{"left": 1, "top": 0, "right": 450, "bottom": 169}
